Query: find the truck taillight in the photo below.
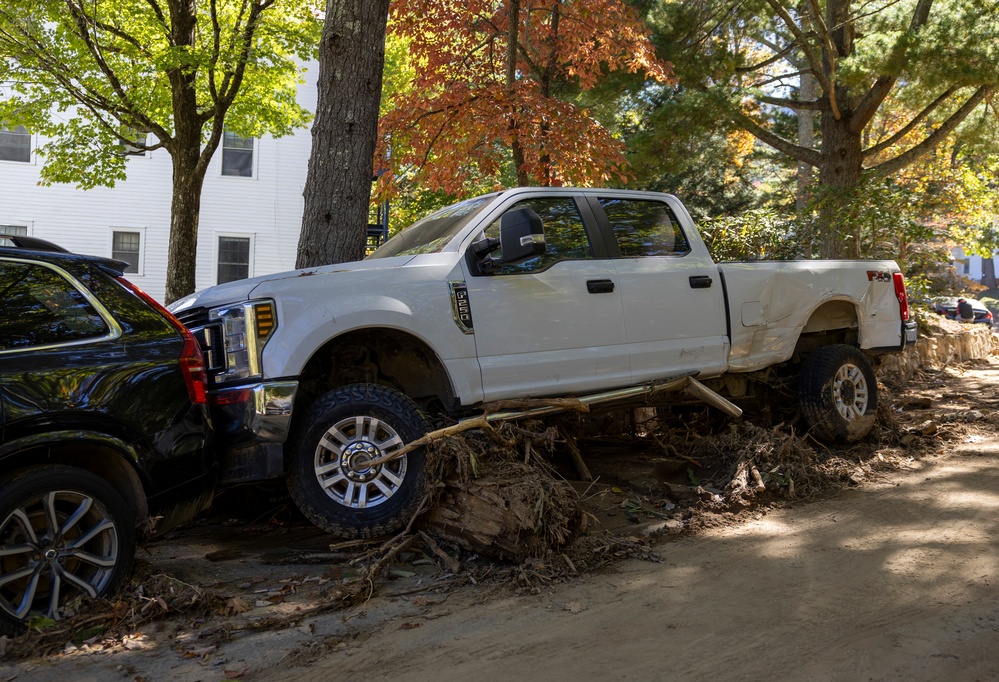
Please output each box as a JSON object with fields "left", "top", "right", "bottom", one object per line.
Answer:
{"left": 117, "top": 277, "right": 209, "bottom": 405}
{"left": 893, "top": 272, "right": 910, "bottom": 322}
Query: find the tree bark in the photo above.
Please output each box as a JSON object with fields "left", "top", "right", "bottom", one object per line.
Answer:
{"left": 164, "top": 146, "right": 209, "bottom": 303}
{"left": 297, "top": 0, "right": 390, "bottom": 269}
{"left": 506, "top": 0, "right": 530, "bottom": 187}
{"left": 816, "top": 108, "right": 865, "bottom": 259}
{"left": 162, "top": 0, "right": 205, "bottom": 304}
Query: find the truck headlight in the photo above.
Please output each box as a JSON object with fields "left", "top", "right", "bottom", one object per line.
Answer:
{"left": 209, "top": 299, "right": 276, "bottom": 384}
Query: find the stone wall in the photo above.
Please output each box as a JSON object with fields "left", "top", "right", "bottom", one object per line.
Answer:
{"left": 878, "top": 319, "right": 998, "bottom": 385}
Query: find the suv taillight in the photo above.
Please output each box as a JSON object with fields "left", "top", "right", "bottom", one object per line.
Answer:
{"left": 893, "top": 272, "right": 910, "bottom": 322}
{"left": 117, "top": 278, "right": 208, "bottom": 405}
{"left": 179, "top": 333, "right": 208, "bottom": 404}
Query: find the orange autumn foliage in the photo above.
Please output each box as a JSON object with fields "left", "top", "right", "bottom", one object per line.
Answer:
{"left": 379, "top": 0, "right": 674, "bottom": 196}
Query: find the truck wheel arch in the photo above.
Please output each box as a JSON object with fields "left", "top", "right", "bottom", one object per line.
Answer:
{"left": 293, "top": 328, "right": 456, "bottom": 421}
{"left": 793, "top": 299, "right": 861, "bottom": 358}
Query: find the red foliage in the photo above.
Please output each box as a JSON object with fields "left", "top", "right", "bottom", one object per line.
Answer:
{"left": 379, "top": 0, "right": 674, "bottom": 195}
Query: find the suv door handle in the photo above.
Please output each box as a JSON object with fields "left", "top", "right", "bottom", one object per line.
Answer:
{"left": 689, "top": 275, "right": 713, "bottom": 289}
{"left": 587, "top": 279, "right": 615, "bottom": 294}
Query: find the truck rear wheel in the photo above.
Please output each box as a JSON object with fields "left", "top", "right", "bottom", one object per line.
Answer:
{"left": 287, "top": 384, "right": 431, "bottom": 538}
{"left": 799, "top": 344, "right": 878, "bottom": 442}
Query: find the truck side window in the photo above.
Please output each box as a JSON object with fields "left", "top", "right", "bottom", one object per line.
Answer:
{"left": 599, "top": 198, "right": 690, "bottom": 257}
{"left": 483, "top": 197, "right": 592, "bottom": 274}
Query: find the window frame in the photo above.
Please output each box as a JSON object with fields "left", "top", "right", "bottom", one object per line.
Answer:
{"left": 119, "top": 128, "right": 149, "bottom": 158}
{"left": 0, "top": 124, "right": 32, "bottom": 164}
{"left": 219, "top": 130, "right": 257, "bottom": 179}
{"left": 0, "top": 257, "right": 122, "bottom": 355}
{"left": 109, "top": 227, "right": 145, "bottom": 276}
{"left": 0, "top": 224, "right": 29, "bottom": 247}
{"left": 215, "top": 233, "right": 254, "bottom": 285}
{"left": 467, "top": 195, "right": 606, "bottom": 277}
{"left": 588, "top": 196, "right": 692, "bottom": 259}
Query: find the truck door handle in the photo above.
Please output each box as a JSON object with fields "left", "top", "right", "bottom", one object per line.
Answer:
{"left": 689, "top": 275, "right": 713, "bottom": 289}
{"left": 587, "top": 279, "right": 615, "bottom": 294}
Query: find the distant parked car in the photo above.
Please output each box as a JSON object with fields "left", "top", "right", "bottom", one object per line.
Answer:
{"left": 0, "top": 237, "right": 215, "bottom": 632}
{"left": 932, "top": 296, "right": 994, "bottom": 325}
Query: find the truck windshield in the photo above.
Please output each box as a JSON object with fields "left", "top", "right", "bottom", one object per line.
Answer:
{"left": 368, "top": 195, "right": 494, "bottom": 259}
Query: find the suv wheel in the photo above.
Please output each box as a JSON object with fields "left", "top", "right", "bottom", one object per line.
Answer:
{"left": 287, "top": 384, "right": 431, "bottom": 539}
{"left": 0, "top": 465, "right": 136, "bottom": 633}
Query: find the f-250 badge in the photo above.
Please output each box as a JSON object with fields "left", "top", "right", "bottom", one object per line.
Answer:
{"left": 449, "top": 281, "right": 474, "bottom": 334}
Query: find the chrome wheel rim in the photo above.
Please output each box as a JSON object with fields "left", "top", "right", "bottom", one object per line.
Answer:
{"left": 313, "top": 416, "right": 408, "bottom": 509}
{"left": 0, "top": 491, "right": 119, "bottom": 621}
{"left": 832, "top": 362, "right": 870, "bottom": 420}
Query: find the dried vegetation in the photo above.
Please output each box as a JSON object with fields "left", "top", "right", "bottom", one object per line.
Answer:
{"left": 4, "top": 352, "right": 997, "bottom": 662}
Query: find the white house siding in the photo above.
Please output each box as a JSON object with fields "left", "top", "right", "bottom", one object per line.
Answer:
{"left": 950, "top": 246, "right": 999, "bottom": 285}
{"left": 0, "top": 65, "right": 317, "bottom": 303}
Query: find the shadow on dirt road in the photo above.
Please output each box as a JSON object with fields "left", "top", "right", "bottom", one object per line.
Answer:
{"left": 3, "top": 359, "right": 999, "bottom": 681}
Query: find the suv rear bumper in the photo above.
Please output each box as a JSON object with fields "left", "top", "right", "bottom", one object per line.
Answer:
{"left": 209, "top": 381, "right": 297, "bottom": 483}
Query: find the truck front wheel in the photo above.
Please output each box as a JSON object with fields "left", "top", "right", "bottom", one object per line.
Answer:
{"left": 287, "top": 384, "right": 431, "bottom": 538}
{"left": 799, "top": 344, "right": 878, "bottom": 442}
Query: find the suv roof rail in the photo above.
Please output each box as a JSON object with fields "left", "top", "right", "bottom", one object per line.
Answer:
{"left": 6, "top": 235, "right": 71, "bottom": 253}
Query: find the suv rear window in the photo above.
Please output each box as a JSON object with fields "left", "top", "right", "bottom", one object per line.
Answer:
{"left": 0, "top": 260, "right": 111, "bottom": 350}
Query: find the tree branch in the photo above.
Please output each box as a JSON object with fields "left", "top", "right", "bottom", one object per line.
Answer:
{"left": 758, "top": 94, "right": 822, "bottom": 110}
{"left": 762, "top": 0, "right": 830, "bottom": 93}
{"left": 850, "top": 0, "right": 934, "bottom": 132}
{"left": 736, "top": 42, "right": 796, "bottom": 73}
{"left": 869, "top": 86, "right": 991, "bottom": 176}
{"left": 730, "top": 105, "right": 822, "bottom": 167}
{"left": 862, "top": 87, "right": 956, "bottom": 159}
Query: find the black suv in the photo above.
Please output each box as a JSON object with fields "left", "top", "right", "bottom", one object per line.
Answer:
{"left": 0, "top": 238, "right": 215, "bottom": 631}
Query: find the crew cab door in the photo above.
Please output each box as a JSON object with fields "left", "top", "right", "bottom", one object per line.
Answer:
{"left": 461, "top": 195, "right": 631, "bottom": 401}
{"left": 586, "top": 195, "right": 730, "bottom": 382}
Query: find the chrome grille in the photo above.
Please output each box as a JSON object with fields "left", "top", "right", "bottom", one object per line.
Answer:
{"left": 175, "top": 307, "right": 226, "bottom": 375}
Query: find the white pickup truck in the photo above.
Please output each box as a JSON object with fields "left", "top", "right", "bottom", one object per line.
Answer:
{"left": 171, "top": 187, "right": 916, "bottom": 538}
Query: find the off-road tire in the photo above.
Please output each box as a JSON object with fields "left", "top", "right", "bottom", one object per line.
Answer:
{"left": 799, "top": 344, "right": 878, "bottom": 443}
{"left": 287, "top": 384, "right": 431, "bottom": 539}
{"left": 0, "top": 465, "right": 136, "bottom": 634}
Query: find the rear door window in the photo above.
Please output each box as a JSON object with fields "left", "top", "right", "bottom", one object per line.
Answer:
{"left": 598, "top": 198, "right": 690, "bottom": 257}
{"left": 0, "top": 260, "right": 113, "bottom": 350}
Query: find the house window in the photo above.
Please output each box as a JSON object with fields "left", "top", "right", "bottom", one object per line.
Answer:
{"left": 0, "top": 225, "right": 27, "bottom": 247}
{"left": 221, "top": 131, "right": 254, "bottom": 177}
{"left": 111, "top": 230, "right": 141, "bottom": 274}
{"left": 0, "top": 125, "right": 31, "bottom": 162}
{"left": 218, "top": 236, "right": 251, "bottom": 284}
{"left": 119, "top": 128, "right": 148, "bottom": 157}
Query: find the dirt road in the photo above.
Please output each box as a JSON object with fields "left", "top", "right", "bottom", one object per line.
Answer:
{"left": 283, "top": 441, "right": 999, "bottom": 682}
{"left": 3, "top": 359, "right": 998, "bottom": 681}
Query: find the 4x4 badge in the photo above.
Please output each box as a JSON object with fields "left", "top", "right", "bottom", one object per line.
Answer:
{"left": 448, "top": 281, "right": 474, "bottom": 334}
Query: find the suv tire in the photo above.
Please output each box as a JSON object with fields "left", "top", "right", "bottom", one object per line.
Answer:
{"left": 0, "top": 465, "right": 136, "bottom": 633}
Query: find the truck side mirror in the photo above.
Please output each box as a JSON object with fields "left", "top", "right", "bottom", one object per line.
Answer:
{"left": 498, "top": 207, "right": 546, "bottom": 265}
{"left": 470, "top": 207, "right": 547, "bottom": 273}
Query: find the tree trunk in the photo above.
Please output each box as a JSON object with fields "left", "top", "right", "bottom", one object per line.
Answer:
{"left": 816, "top": 110, "right": 864, "bottom": 259}
{"left": 505, "top": 0, "right": 530, "bottom": 187}
{"left": 796, "top": 71, "right": 816, "bottom": 258}
{"left": 164, "top": 147, "right": 208, "bottom": 304}
{"left": 297, "top": 0, "right": 390, "bottom": 269}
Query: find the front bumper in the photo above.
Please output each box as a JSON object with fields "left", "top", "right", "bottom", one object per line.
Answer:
{"left": 209, "top": 380, "right": 298, "bottom": 484}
